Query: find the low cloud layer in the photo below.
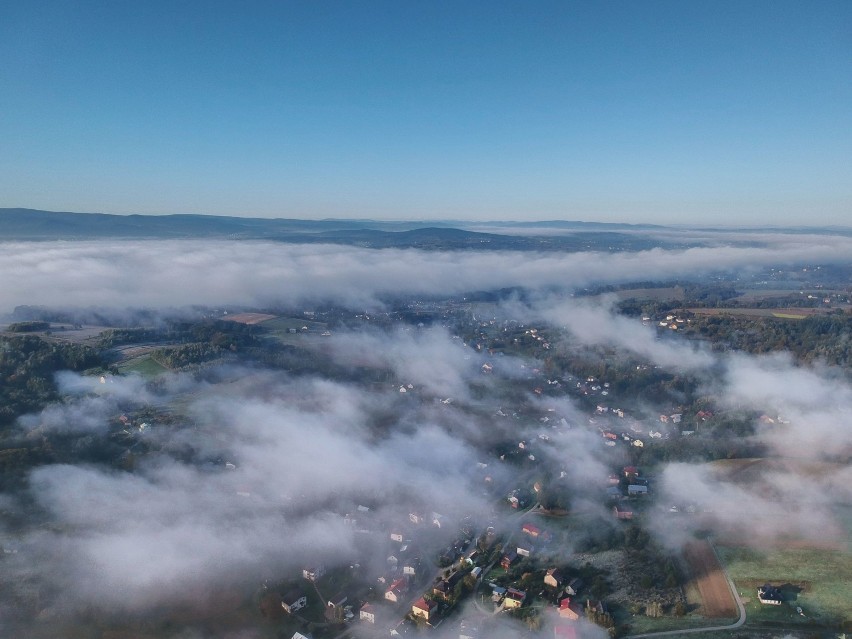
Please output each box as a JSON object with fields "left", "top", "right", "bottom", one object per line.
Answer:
{"left": 9, "top": 369, "right": 493, "bottom": 618}
{"left": 2, "top": 234, "right": 852, "bottom": 313}
{"left": 2, "top": 233, "right": 851, "bottom": 635}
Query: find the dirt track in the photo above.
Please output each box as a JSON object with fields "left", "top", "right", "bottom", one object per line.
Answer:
{"left": 682, "top": 540, "right": 737, "bottom": 618}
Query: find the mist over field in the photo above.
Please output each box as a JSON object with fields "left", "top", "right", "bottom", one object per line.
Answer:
{"left": 1, "top": 233, "right": 851, "bottom": 637}
{"left": 2, "top": 232, "right": 852, "bottom": 313}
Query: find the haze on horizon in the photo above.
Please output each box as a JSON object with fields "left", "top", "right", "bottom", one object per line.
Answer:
{"left": 1, "top": 1, "right": 851, "bottom": 226}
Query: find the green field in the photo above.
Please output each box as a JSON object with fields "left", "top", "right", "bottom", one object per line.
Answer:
{"left": 260, "top": 316, "right": 327, "bottom": 332}
{"left": 717, "top": 546, "right": 852, "bottom": 625}
{"left": 688, "top": 307, "right": 822, "bottom": 320}
{"left": 117, "top": 355, "right": 169, "bottom": 376}
{"left": 625, "top": 612, "right": 734, "bottom": 635}
{"left": 259, "top": 316, "right": 329, "bottom": 346}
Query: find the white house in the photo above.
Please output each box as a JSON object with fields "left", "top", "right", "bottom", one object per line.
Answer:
{"left": 360, "top": 603, "right": 376, "bottom": 623}
{"left": 302, "top": 565, "right": 325, "bottom": 581}
{"left": 757, "top": 584, "right": 783, "bottom": 605}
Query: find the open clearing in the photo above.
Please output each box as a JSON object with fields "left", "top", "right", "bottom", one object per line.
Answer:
{"left": 687, "top": 307, "right": 831, "bottom": 320}
{"left": 717, "top": 546, "right": 852, "bottom": 624}
{"left": 221, "top": 312, "right": 277, "bottom": 324}
{"left": 613, "top": 286, "right": 685, "bottom": 301}
{"left": 0, "top": 323, "right": 111, "bottom": 344}
{"left": 117, "top": 355, "right": 169, "bottom": 376}
{"left": 682, "top": 541, "right": 737, "bottom": 618}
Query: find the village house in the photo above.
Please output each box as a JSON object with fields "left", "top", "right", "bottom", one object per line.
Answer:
{"left": 291, "top": 633, "right": 312, "bottom": 639}
{"left": 359, "top": 603, "right": 376, "bottom": 623}
{"left": 757, "top": 584, "right": 783, "bottom": 605}
{"left": 522, "top": 522, "right": 542, "bottom": 538}
{"left": 385, "top": 577, "right": 409, "bottom": 603}
{"left": 544, "top": 567, "right": 567, "bottom": 589}
{"left": 280, "top": 590, "right": 307, "bottom": 614}
{"left": 490, "top": 585, "right": 507, "bottom": 603}
{"left": 628, "top": 484, "right": 648, "bottom": 495}
{"left": 503, "top": 588, "right": 526, "bottom": 609}
{"left": 500, "top": 550, "right": 518, "bottom": 569}
{"left": 411, "top": 596, "right": 438, "bottom": 622}
{"left": 558, "top": 597, "right": 583, "bottom": 620}
{"left": 403, "top": 556, "right": 421, "bottom": 576}
{"left": 613, "top": 504, "right": 634, "bottom": 520}
{"left": 565, "top": 577, "right": 584, "bottom": 596}
{"left": 327, "top": 592, "right": 347, "bottom": 609}
{"left": 433, "top": 571, "right": 462, "bottom": 601}
{"left": 302, "top": 565, "right": 325, "bottom": 581}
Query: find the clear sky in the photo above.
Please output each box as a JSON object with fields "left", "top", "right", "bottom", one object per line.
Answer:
{"left": 1, "top": 1, "right": 850, "bottom": 225}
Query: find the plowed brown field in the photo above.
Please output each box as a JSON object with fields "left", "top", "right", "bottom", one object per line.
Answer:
{"left": 682, "top": 540, "right": 737, "bottom": 618}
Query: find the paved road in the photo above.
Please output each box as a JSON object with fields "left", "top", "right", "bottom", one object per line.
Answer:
{"left": 471, "top": 502, "right": 540, "bottom": 616}
{"left": 625, "top": 540, "right": 745, "bottom": 639}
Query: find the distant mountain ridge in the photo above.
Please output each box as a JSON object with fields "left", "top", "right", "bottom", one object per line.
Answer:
{"left": 2, "top": 208, "right": 847, "bottom": 250}
{"left": 0, "top": 208, "right": 686, "bottom": 251}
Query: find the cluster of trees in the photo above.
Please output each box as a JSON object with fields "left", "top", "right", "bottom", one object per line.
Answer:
{"left": 550, "top": 344, "right": 701, "bottom": 406}
{"left": 98, "top": 327, "right": 164, "bottom": 347}
{"left": 101, "top": 319, "right": 263, "bottom": 351}
{"left": 684, "top": 314, "right": 852, "bottom": 367}
{"left": 6, "top": 321, "right": 51, "bottom": 332}
{"left": 151, "top": 343, "right": 229, "bottom": 369}
{"left": 586, "top": 604, "right": 617, "bottom": 636}
{"left": 106, "top": 320, "right": 268, "bottom": 370}
{"left": 0, "top": 336, "right": 104, "bottom": 427}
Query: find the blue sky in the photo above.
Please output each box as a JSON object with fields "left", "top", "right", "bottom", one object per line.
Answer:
{"left": 1, "top": 1, "right": 850, "bottom": 224}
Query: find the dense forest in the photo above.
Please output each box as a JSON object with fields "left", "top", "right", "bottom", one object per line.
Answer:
{"left": 683, "top": 314, "right": 852, "bottom": 367}
{"left": 0, "top": 336, "right": 104, "bottom": 427}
